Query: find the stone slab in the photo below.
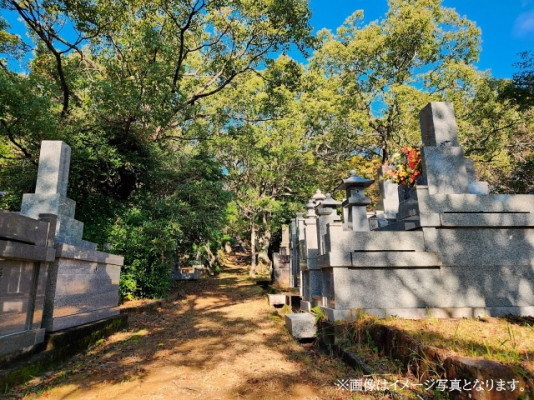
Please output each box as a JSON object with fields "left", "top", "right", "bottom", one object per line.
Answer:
{"left": 55, "top": 244, "right": 124, "bottom": 266}
{"left": 420, "top": 212, "right": 534, "bottom": 227}
{"left": 421, "top": 146, "right": 469, "bottom": 194}
{"left": 51, "top": 289, "right": 119, "bottom": 318}
{"left": 325, "top": 228, "right": 425, "bottom": 254}
{"left": 46, "top": 306, "right": 120, "bottom": 332}
{"left": 0, "top": 210, "right": 50, "bottom": 246}
{"left": 285, "top": 313, "right": 316, "bottom": 339}
{"left": 350, "top": 251, "right": 441, "bottom": 268}
{"left": 419, "top": 102, "right": 459, "bottom": 147}
{"left": 468, "top": 181, "right": 489, "bottom": 195}
{"left": 21, "top": 193, "right": 76, "bottom": 220}
{"left": 0, "top": 328, "right": 46, "bottom": 358}
{"left": 416, "top": 189, "right": 534, "bottom": 214}
{"left": 34, "top": 141, "right": 71, "bottom": 197}
{"left": 321, "top": 262, "right": 534, "bottom": 312}
{"left": 267, "top": 294, "right": 286, "bottom": 306}
{"left": 300, "top": 300, "right": 312, "bottom": 312}
{"left": 0, "top": 240, "right": 56, "bottom": 262}
{"left": 423, "top": 228, "right": 534, "bottom": 267}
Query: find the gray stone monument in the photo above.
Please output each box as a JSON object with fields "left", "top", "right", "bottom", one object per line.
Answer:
{"left": 272, "top": 225, "right": 291, "bottom": 289}
{"left": 315, "top": 103, "right": 534, "bottom": 320}
{"left": 20, "top": 141, "right": 124, "bottom": 332}
{"left": 21, "top": 141, "right": 94, "bottom": 250}
{"left": 335, "top": 171, "right": 374, "bottom": 232}
{"left": 376, "top": 166, "right": 399, "bottom": 220}
{"left": 419, "top": 103, "right": 469, "bottom": 195}
{"left": 300, "top": 196, "right": 321, "bottom": 311}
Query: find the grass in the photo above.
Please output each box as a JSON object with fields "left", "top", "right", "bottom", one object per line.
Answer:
{"left": 378, "top": 316, "right": 534, "bottom": 366}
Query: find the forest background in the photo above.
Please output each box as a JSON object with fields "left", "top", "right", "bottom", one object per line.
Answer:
{"left": 1, "top": 0, "right": 533, "bottom": 299}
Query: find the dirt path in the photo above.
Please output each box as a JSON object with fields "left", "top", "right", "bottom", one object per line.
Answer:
{"left": 10, "top": 258, "right": 356, "bottom": 400}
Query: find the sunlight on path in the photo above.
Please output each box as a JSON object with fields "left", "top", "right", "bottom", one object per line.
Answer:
{"left": 13, "top": 261, "right": 355, "bottom": 400}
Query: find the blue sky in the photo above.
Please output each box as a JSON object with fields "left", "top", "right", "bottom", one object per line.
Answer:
{"left": 307, "top": 0, "right": 534, "bottom": 79}
{"left": 3, "top": 1, "right": 534, "bottom": 79}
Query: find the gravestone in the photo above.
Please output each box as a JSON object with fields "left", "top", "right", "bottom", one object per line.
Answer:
{"left": 272, "top": 225, "right": 292, "bottom": 288}
{"left": 300, "top": 196, "right": 321, "bottom": 311}
{"left": 21, "top": 141, "right": 94, "bottom": 250}
{"left": 20, "top": 141, "right": 124, "bottom": 332}
{"left": 419, "top": 103, "right": 469, "bottom": 195}
{"left": 376, "top": 166, "right": 399, "bottom": 220}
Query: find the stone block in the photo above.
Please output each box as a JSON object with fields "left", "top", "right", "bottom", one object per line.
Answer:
{"left": 34, "top": 141, "right": 71, "bottom": 197}
{"left": 350, "top": 251, "right": 441, "bottom": 268}
{"left": 0, "top": 210, "right": 51, "bottom": 246}
{"left": 468, "top": 181, "right": 490, "bottom": 195}
{"left": 0, "top": 328, "right": 46, "bottom": 358}
{"left": 423, "top": 228, "right": 534, "bottom": 267}
{"left": 45, "top": 306, "right": 120, "bottom": 332}
{"left": 55, "top": 243, "right": 124, "bottom": 266}
{"left": 421, "top": 147, "right": 469, "bottom": 194}
{"left": 21, "top": 193, "right": 76, "bottom": 219}
{"left": 285, "top": 313, "right": 316, "bottom": 339}
{"left": 267, "top": 294, "right": 286, "bottom": 306}
{"left": 300, "top": 301, "right": 312, "bottom": 312}
{"left": 430, "top": 212, "right": 534, "bottom": 227}
{"left": 419, "top": 102, "right": 459, "bottom": 146}
{"left": 43, "top": 245, "right": 123, "bottom": 332}
{"left": 416, "top": 190, "right": 534, "bottom": 214}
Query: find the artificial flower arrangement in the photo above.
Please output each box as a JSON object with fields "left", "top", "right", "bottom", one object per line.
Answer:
{"left": 384, "top": 146, "right": 422, "bottom": 186}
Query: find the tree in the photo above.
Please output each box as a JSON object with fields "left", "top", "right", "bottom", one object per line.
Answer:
{"left": 501, "top": 51, "right": 534, "bottom": 110}
{"left": 0, "top": 0, "right": 314, "bottom": 295}
{"left": 307, "top": 0, "right": 481, "bottom": 164}
{"left": 208, "top": 56, "right": 322, "bottom": 276}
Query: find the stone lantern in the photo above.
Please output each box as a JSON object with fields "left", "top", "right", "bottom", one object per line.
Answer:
{"left": 335, "top": 170, "right": 374, "bottom": 232}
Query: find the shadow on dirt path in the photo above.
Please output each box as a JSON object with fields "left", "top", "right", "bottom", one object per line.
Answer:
{"left": 6, "top": 255, "right": 357, "bottom": 400}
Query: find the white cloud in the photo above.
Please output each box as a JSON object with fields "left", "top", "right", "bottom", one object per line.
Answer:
{"left": 514, "top": 10, "right": 534, "bottom": 36}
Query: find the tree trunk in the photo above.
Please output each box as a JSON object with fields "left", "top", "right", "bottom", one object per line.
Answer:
{"left": 249, "top": 221, "right": 256, "bottom": 278}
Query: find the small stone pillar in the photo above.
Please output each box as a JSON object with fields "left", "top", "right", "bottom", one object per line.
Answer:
{"left": 335, "top": 171, "right": 374, "bottom": 232}
{"left": 300, "top": 195, "right": 322, "bottom": 311}
{"left": 315, "top": 194, "right": 342, "bottom": 256}
{"left": 272, "top": 225, "right": 291, "bottom": 289}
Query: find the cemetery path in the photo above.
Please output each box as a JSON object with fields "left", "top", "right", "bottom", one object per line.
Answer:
{"left": 12, "top": 255, "right": 358, "bottom": 400}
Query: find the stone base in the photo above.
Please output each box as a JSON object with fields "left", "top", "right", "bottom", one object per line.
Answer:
{"left": 268, "top": 294, "right": 286, "bottom": 307}
{"left": 300, "top": 300, "right": 312, "bottom": 312}
{"left": 285, "top": 313, "right": 316, "bottom": 339}
{"left": 43, "top": 244, "right": 123, "bottom": 332}
{"left": 0, "top": 328, "right": 46, "bottom": 359}
{"left": 321, "top": 306, "right": 534, "bottom": 322}
{"left": 47, "top": 307, "right": 120, "bottom": 332}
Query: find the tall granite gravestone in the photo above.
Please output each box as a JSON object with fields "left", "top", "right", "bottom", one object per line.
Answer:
{"left": 300, "top": 193, "right": 323, "bottom": 311}
{"left": 290, "top": 215, "right": 302, "bottom": 288}
{"left": 272, "top": 225, "right": 291, "bottom": 288}
{"left": 21, "top": 141, "right": 124, "bottom": 332}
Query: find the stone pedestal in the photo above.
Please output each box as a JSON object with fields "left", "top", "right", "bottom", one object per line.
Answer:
{"left": 43, "top": 244, "right": 123, "bottom": 331}
{"left": 272, "top": 253, "right": 291, "bottom": 289}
